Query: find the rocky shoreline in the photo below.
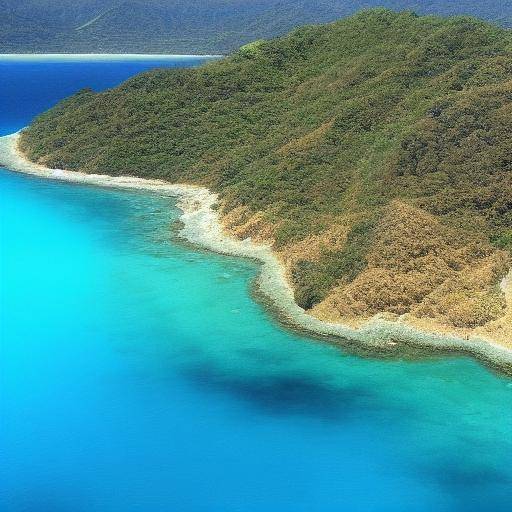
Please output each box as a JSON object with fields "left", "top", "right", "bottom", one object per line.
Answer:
{"left": 1, "top": 131, "right": 511, "bottom": 370}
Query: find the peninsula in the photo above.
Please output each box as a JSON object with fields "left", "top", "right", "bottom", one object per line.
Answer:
{"left": 10, "top": 10, "right": 512, "bottom": 363}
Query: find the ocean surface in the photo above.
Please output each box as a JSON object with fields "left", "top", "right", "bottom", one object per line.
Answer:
{"left": 1, "top": 57, "right": 511, "bottom": 512}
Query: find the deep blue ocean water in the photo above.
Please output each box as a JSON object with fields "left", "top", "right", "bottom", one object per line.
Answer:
{"left": 0, "top": 57, "right": 511, "bottom": 512}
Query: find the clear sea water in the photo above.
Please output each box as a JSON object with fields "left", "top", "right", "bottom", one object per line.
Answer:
{"left": 1, "top": 57, "right": 511, "bottom": 512}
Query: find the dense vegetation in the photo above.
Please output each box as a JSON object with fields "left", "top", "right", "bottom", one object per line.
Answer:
{"left": 21, "top": 10, "right": 512, "bottom": 331}
{"left": 1, "top": 0, "right": 511, "bottom": 54}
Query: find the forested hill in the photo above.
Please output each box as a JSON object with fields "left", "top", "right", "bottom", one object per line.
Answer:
{"left": 1, "top": 0, "right": 511, "bottom": 54}
{"left": 21, "top": 10, "right": 512, "bottom": 340}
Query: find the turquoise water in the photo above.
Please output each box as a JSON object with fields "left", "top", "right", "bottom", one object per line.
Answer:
{"left": 1, "top": 58, "right": 511, "bottom": 512}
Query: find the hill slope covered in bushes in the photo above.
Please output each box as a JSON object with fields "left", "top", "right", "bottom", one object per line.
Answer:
{"left": 21, "top": 10, "right": 512, "bottom": 341}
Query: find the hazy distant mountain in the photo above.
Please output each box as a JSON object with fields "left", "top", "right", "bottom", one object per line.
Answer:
{"left": 1, "top": 0, "right": 511, "bottom": 54}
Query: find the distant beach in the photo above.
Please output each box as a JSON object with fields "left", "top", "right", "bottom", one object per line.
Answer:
{"left": 1, "top": 131, "right": 511, "bottom": 370}
{"left": 0, "top": 54, "right": 223, "bottom": 62}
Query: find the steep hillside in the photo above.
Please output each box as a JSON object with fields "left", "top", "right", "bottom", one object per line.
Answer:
{"left": 1, "top": 0, "right": 511, "bottom": 54}
{"left": 20, "top": 10, "right": 512, "bottom": 342}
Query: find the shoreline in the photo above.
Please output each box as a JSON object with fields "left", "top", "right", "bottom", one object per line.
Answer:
{"left": 1, "top": 131, "right": 511, "bottom": 370}
{"left": 0, "top": 54, "right": 223, "bottom": 61}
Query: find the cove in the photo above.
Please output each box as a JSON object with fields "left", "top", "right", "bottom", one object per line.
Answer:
{"left": 1, "top": 57, "right": 511, "bottom": 512}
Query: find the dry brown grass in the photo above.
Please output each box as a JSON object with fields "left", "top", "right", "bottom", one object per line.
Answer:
{"left": 476, "top": 272, "right": 512, "bottom": 348}
{"left": 222, "top": 200, "right": 510, "bottom": 334}
{"left": 222, "top": 205, "right": 279, "bottom": 244}
{"left": 310, "top": 201, "right": 510, "bottom": 328}
{"left": 279, "top": 216, "right": 354, "bottom": 265}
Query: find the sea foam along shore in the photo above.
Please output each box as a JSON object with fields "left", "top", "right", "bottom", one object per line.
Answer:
{"left": 1, "top": 131, "right": 511, "bottom": 369}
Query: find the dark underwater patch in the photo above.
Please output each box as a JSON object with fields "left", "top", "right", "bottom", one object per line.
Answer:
{"left": 181, "top": 360, "right": 390, "bottom": 422}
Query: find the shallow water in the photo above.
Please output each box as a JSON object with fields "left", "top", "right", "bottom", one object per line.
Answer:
{"left": 1, "top": 58, "right": 511, "bottom": 512}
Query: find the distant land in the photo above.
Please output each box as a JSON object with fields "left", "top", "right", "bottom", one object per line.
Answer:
{"left": 1, "top": 0, "right": 511, "bottom": 54}
{"left": 19, "top": 9, "right": 512, "bottom": 351}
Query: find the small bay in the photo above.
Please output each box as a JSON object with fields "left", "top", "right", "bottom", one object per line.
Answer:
{"left": 0, "top": 57, "right": 511, "bottom": 512}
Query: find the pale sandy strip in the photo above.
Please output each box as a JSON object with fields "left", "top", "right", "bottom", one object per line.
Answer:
{"left": 1, "top": 132, "right": 511, "bottom": 367}
{"left": 0, "top": 54, "right": 223, "bottom": 61}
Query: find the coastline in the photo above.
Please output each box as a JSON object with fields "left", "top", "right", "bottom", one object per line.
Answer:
{"left": 1, "top": 131, "right": 511, "bottom": 370}
{"left": 0, "top": 54, "right": 223, "bottom": 61}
